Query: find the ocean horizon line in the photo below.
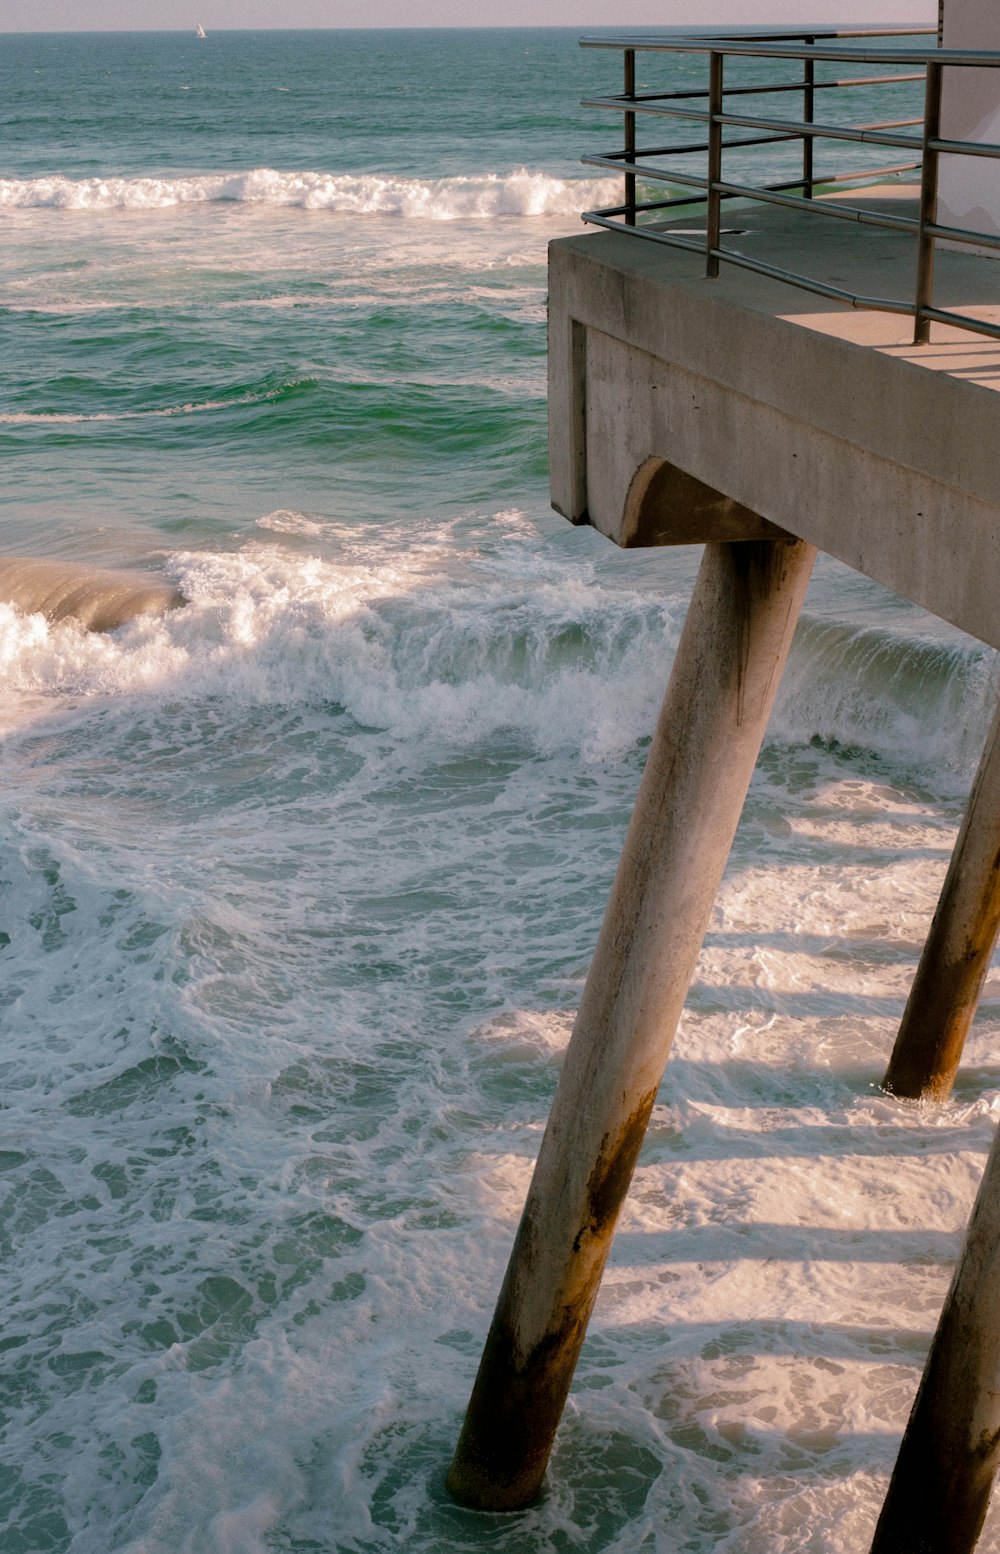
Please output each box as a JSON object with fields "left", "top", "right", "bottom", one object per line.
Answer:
{"left": 0, "top": 19, "right": 932, "bottom": 35}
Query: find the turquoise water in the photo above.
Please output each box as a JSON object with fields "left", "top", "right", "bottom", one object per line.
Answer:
{"left": 3, "top": 28, "right": 1000, "bottom": 1554}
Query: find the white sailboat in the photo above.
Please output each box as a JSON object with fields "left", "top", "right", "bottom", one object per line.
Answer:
{"left": 196, "top": 23, "right": 206, "bottom": 37}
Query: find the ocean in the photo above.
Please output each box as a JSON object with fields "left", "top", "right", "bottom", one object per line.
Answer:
{"left": 2, "top": 26, "right": 999, "bottom": 1554}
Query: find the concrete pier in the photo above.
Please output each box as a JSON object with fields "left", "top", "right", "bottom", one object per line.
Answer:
{"left": 454, "top": 175, "right": 1000, "bottom": 1540}
{"left": 549, "top": 194, "right": 1000, "bottom": 646}
{"left": 447, "top": 535, "right": 815, "bottom": 1509}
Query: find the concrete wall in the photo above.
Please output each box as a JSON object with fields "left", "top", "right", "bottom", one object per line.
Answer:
{"left": 940, "top": 0, "right": 1000, "bottom": 239}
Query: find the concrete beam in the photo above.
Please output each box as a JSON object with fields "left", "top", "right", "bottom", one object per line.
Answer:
{"left": 871, "top": 1113, "right": 1000, "bottom": 1553}
{"left": 447, "top": 536, "right": 815, "bottom": 1510}
{"left": 883, "top": 694, "right": 1000, "bottom": 1101}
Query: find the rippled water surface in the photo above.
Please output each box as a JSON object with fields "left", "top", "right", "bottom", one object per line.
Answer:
{"left": 3, "top": 26, "right": 999, "bottom": 1554}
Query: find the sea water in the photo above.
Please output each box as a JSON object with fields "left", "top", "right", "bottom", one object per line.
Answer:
{"left": 2, "top": 27, "right": 999, "bottom": 1554}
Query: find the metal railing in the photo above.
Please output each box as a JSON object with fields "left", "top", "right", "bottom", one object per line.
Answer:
{"left": 579, "top": 30, "right": 1000, "bottom": 344}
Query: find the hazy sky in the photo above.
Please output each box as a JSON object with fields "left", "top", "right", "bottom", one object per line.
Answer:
{"left": 0, "top": 3, "right": 937, "bottom": 32}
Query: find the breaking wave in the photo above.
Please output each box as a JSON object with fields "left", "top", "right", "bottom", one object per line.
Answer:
{"left": 0, "top": 167, "right": 618, "bottom": 218}
{"left": 0, "top": 540, "right": 995, "bottom": 783}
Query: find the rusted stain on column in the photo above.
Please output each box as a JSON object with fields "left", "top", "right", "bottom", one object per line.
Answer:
{"left": 446, "top": 1089, "right": 657, "bottom": 1511}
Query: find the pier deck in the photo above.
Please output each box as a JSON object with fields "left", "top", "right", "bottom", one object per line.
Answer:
{"left": 549, "top": 186, "right": 1000, "bottom": 647}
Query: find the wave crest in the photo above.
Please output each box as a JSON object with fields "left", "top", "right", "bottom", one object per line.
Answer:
{"left": 0, "top": 167, "right": 617, "bottom": 218}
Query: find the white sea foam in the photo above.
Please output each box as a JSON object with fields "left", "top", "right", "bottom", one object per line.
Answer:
{"left": 0, "top": 389, "right": 285, "bottom": 425}
{"left": 255, "top": 510, "right": 327, "bottom": 536}
{"left": 0, "top": 540, "right": 680, "bottom": 765}
{"left": 0, "top": 539, "right": 992, "bottom": 779}
{"left": 0, "top": 167, "right": 619, "bottom": 218}
{"left": 5, "top": 523, "right": 1000, "bottom": 1554}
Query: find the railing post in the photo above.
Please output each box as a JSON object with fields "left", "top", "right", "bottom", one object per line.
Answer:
{"left": 913, "top": 57, "right": 942, "bottom": 345}
{"left": 706, "top": 49, "right": 724, "bottom": 277}
{"left": 624, "top": 48, "right": 636, "bottom": 227}
{"left": 803, "top": 39, "right": 815, "bottom": 198}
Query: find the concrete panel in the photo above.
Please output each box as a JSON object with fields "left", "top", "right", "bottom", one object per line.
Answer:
{"left": 940, "top": 0, "right": 1000, "bottom": 240}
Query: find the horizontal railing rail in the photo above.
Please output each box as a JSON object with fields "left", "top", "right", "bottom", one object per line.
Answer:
{"left": 578, "top": 30, "right": 1000, "bottom": 343}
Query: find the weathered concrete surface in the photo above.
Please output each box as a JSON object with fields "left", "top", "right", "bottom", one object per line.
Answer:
{"left": 549, "top": 188, "right": 1000, "bottom": 647}
{"left": 884, "top": 692, "right": 1000, "bottom": 1101}
{"left": 870, "top": 1113, "right": 1000, "bottom": 1554}
{"left": 447, "top": 536, "right": 815, "bottom": 1510}
{"left": 536, "top": 183, "right": 1000, "bottom": 1543}
{"left": 0, "top": 556, "right": 184, "bottom": 632}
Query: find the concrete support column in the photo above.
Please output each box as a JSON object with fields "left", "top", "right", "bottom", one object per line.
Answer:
{"left": 447, "top": 536, "right": 816, "bottom": 1511}
{"left": 883, "top": 695, "right": 1000, "bottom": 1101}
{"left": 870, "top": 1114, "right": 1000, "bottom": 1554}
